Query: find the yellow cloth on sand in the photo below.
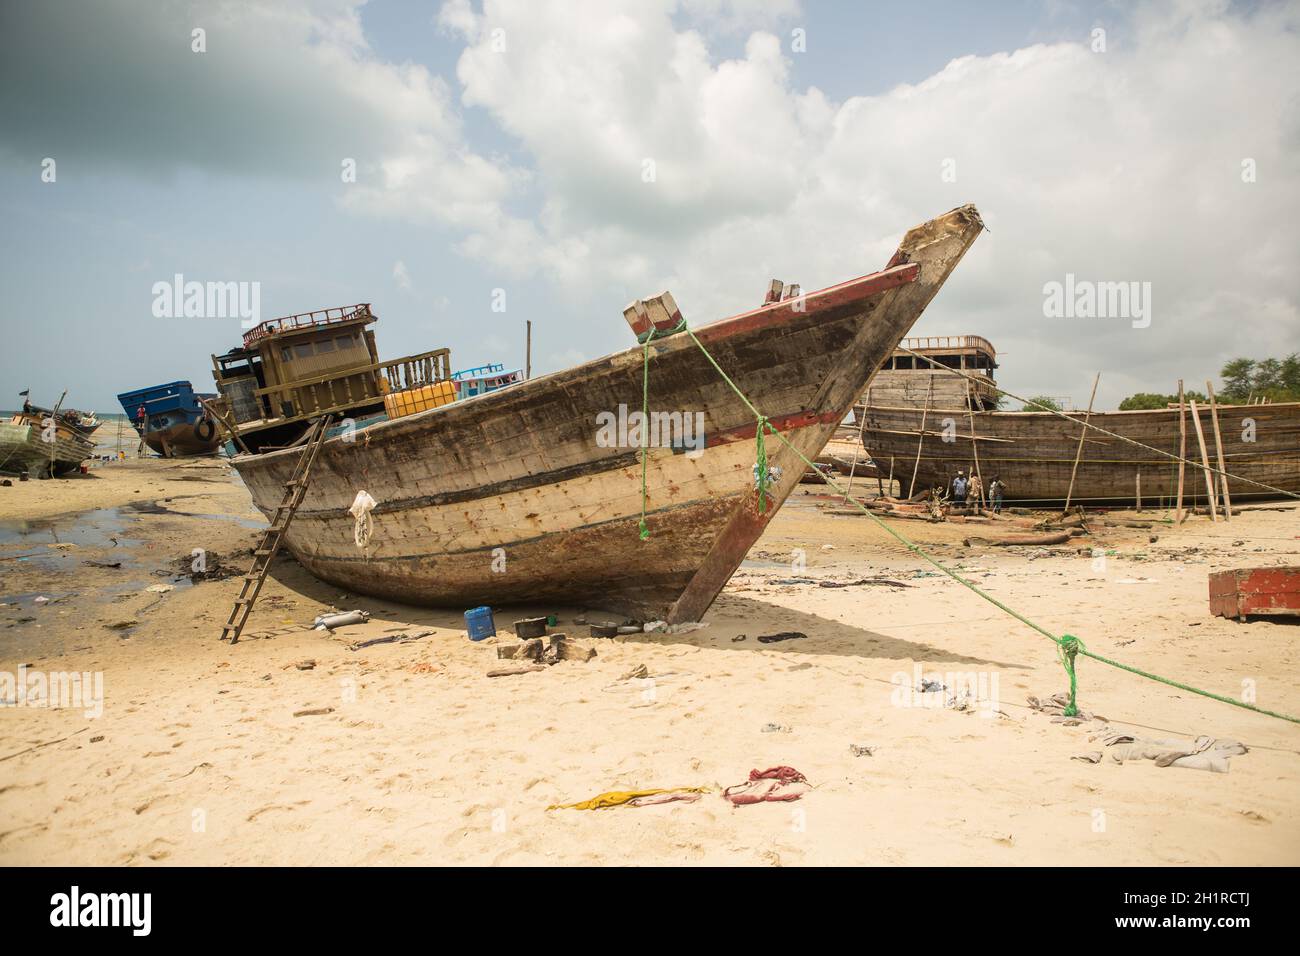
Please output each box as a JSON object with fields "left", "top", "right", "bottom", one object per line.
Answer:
{"left": 548, "top": 787, "right": 711, "bottom": 811}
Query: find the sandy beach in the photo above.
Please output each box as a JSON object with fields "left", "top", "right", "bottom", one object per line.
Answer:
{"left": 1, "top": 458, "right": 1297, "bottom": 866}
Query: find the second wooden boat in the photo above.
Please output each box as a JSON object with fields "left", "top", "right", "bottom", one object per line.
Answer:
{"left": 859, "top": 337, "right": 1300, "bottom": 505}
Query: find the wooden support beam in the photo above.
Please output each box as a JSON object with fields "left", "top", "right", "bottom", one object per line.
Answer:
{"left": 1206, "top": 381, "right": 1232, "bottom": 520}
{"left": 965, "top": 379, "right": 985, "bottom": 510}
{"left": 1064, "top": 373, "right": 1099, "bottom": 513}
{"left": 907, "top": 377, "right": 934, "bottom": 498}
{"left": 1188, "top": 399, "right": 1218, "bottom": 521}
{"left": 1175, "top": 380, "right": 1187, "bottom": 523}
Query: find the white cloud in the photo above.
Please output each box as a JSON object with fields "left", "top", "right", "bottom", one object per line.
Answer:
{"left": 419, "top": 0, "right": 1300, "bottom": 403}
{"left": 393, "top": 260, "right": 412, "bottom": 290}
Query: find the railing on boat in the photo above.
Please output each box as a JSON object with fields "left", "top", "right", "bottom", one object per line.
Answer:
{"left": 249, "top": 348, "right": 452, "bottom": 424}
{"left": 895, "top": 334, "right": 996, "bottom": 359}
{"left": 242, "top": 304, "right": 374, "bottom": 348}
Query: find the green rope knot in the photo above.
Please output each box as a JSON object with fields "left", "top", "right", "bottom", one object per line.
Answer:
{"left": 1057, "top": 633, "right": 1086, "bottom": 717}
{"left": 754, "top": 416, "right": 771, "bottom": 513}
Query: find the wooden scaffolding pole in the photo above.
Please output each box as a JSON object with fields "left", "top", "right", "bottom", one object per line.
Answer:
{"left": 1188, "top": 399, "right": 1218, "bottom": 521}
{"left": 1064, "top": 373, "right": 1099, "bottom": 513}
{"left": 842, "top": 404, "right": 871, "bottom": 503}
{"left": 1175, "top": 380, "right": 1187, "bottom": 523}
{"left": 907, "top": 377, "right": 934, "bottom": 499}
{"left": 1206, "top": 381, "right": 1233, "bottom": 520}
{"left": 965, "top": 379, "right": 985, "bottom": 510}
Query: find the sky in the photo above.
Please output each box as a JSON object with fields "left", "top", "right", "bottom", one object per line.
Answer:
{"left": 1, "top": 0, "right": 1296, "bottom": 413}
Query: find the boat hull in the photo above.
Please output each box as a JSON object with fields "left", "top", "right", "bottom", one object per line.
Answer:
{"left": 861, "top": 401, "right": 1300, "bottom": 505}
{"left": 141, "top": 420, "right": 222, "bottom": 457}
{"left": 231, "top": 205, "right": 985, "bottom": 620}
{"left": 0, "top": 418, "right": 95, "bottom": 477}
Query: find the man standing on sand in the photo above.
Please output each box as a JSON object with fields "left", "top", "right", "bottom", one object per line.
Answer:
{"left": 950, "top": 470, "right": 968, "bottom": 509}
{"left": 968, "top": 472, "right": 983, "bottom": 512}
{"left": 989, "top": 476, "right": 1005, "bottom": 513}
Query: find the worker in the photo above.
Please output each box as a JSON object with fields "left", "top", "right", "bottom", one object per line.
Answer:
{"left": 950, "top": 470, "right": 968, "bottom": 509}
{"left": 989, "top": 476, "right": 1005, "bottom": 514}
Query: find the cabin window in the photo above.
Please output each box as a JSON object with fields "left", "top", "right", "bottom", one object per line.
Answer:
{"left": 295, "top": 344, "right": 313, "bottom": 359}
{"left": 336, "top": 336, "right": 353, "bottom": 350}
{"left": 316, "top": 339, "right": 335, "bottom": 353}
{"left": 281, "top": 347, "right": 292, "bottom": 362}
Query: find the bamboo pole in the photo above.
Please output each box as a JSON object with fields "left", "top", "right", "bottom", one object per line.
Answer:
{"left": 1063, "top": 373, "right": 1099, "bottom": 513}
{"left": 907, "top": 377, "right": 934, "bottom": 499}
{"left": 887, "top": 455, "right": 895, "bottom": 498}
{"left": 1136, "top": 470, "right": 1142, "bottom": 511}
{"left": 1175, "top": 380, "right": 1187, "bottom": 523}
{"left": 842, "top": 404, "right": 870, "bottom": 503}
{"left": 1206, "top": 381, "right": 1232, "bottom": 520}
{"left": 525, "top": 320, "right": 532, "bottom": 380}
{"left": 1188, "top": 399, "right": 1218, "bottom": 521}
{"left": 965, "top": 379, "right": 985, "bottom": 510}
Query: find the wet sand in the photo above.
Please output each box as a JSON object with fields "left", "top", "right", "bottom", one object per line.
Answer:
{"left": 1, "top": 459, "right": 1298, "bottom": 865}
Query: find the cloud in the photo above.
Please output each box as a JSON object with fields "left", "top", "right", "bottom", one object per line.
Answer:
{"left": 393, "top": 259, "right": 412, "bottom": 290}
{"left": 428, "top": 0, "right": 1300, "bottom": 401}
{"left": 0, "top": 0, "right": 521, "bottom": 237}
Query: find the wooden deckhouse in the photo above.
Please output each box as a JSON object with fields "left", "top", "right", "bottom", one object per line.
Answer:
{"left": 861, "top": 335, "right": 999, "bottom": 411}
{"left": 210, "top": 304, "right": 450, "bottom": 453}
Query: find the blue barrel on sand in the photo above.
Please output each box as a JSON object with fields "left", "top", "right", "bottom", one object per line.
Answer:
{"left": 464, "top": 606, "right": 496, "bottom": 641}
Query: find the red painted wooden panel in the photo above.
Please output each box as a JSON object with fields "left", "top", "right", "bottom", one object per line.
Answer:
{"left": 1208, "top": 566, "right": 1300, "bottom": 619}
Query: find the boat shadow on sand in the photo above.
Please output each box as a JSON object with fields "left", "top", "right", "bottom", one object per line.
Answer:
{"left": 245, "top": 559, "right": 1024, "bottom": 669}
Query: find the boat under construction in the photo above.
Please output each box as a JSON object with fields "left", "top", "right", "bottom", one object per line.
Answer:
{"left": 858, "top": 336, "right": 1300, "bottom": 505}
{"left": 207, "top": 205, "right": 985, "bottom": 621}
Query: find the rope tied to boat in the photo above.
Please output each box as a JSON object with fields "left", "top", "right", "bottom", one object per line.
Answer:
{"left": 635, "top": 323, "right": 1300, "bottom": 727}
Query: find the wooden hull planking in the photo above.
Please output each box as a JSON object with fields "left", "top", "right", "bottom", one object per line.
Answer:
{"left": 230, "top": 205, "right": 986, "bottom": 620}
{"left": 861, "top": 401, "right": 1300, "bottom": 505}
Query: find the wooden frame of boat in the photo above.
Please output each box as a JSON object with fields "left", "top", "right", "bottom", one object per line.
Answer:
{"left": 224, "top": 205, "right": 985, "bottom": 621}
{"left": 860, "top": 400, "right": 1300, "bottom": 505}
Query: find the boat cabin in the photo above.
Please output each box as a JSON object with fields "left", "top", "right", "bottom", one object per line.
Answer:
{"left": 210, "top": 303, "right": 451, "bottom": 453}
{"left": 862, "top": 335, "right": 999, "bottom": 411}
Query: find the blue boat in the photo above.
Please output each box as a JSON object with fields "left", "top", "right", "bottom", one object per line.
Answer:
{"left": 116, "top": 381, "right": 222, "bottom": 457}
{"left": 451, "top": 362, "right": 523, "bottom": 399}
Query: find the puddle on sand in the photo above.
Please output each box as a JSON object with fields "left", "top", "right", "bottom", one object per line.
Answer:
{"left": 0, "top": 507, "right": 139, "bottom": 550}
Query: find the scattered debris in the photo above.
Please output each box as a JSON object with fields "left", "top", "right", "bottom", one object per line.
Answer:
{"left": 294, "top": 660, "right": 316, "bottom": 671}
{"left": 1073, "top": 732, "right": 1247, "bottom": 773}
{"left": 292, "top": 707, "right": 334, "bottom": 717}
{"left": 850, "top": 744, "right": 874, "bottom": 757}
{"left": 314, "top": 609, "right": 371, "bottom": 630}
{"left": 1027, "top": 693, "right": 1107, "bottom": 725}
{"left": 349, "top": 629, "right": 434, "bottom": 651}
{"left": 486, "top": 664, "right": 547, "bottom": 677}
{"left": 757, "top": 631, "right": 806, "bottom": 644}
{"left": 723, "top": 766, "right": 810, "bottom": 805}
{"left": 513, "top": 617, "right": 548, "bottom": 639}
{"left": 761, "top": 723, "right": 792, "bottom": 734}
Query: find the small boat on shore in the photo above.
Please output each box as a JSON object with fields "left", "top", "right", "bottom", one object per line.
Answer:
{"left": 210, "top": 205, "right": 985, "bottom": 620}
{"left": 0, "top": 405, "right": 97, "bottom": 477}
{"left": 859, "top": 337, "right": 1300, "bottom": 505}
{"left": 117, "top": 381, "right": 221, "bottom": 457}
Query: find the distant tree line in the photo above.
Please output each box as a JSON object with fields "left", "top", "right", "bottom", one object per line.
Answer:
{"left": 1117, "top": 354, "right": 1299, "bottom": 409}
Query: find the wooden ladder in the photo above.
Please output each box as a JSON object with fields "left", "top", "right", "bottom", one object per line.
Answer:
{"left": 220, "top": 417, "right": 331, "bottom": 644}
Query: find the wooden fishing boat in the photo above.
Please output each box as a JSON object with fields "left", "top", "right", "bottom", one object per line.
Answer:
{"left": 859, "top": 338, "right": 1300, "bottom": 505}
{"left": 214, "top": 205, "right": 984, "bottom": 620}
{"left": 0, "top": 410, "right": 96, "bottom": 477}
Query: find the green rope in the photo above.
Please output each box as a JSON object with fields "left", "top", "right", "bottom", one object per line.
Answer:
{"left": 636, "top": 325, "right": 1300, "bottom": 727}
{"left": 1058, "top": 634, "right": 1084, "bottom": 716}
